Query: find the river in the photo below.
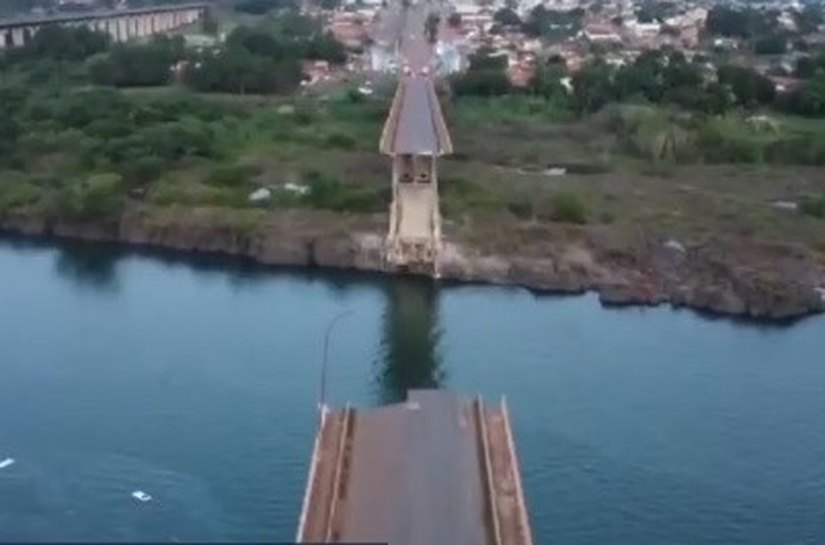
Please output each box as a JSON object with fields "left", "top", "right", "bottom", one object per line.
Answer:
{"left": 1, "top": 236, "right": 824, "bottom": 544}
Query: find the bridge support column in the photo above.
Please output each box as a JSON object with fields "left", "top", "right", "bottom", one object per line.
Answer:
{"left": 136, "top": 15, "right": 147, "bottom": 38}
{"left": 10, "top": 27, "right": 26, "bottom": 47}
{"left": 117, "top": 17, "right": 128, "bottom": 42}
{"left": 105, "top": 18, "right": 117, "bottom": 41}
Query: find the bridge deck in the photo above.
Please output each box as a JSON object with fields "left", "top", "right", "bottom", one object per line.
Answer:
{"left": 297, "top": 390, "right": 533, "bottom": 545}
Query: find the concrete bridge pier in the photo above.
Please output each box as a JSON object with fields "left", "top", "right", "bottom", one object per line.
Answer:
{"left": 136, "top": 15, "right": 148, "bottom": 38}
{"left": 116, "top": 17, "right": 128, "bottom": 42}
{"left": 10, "top": 27, "right": 28, "bottom": 47}
{"left": 380, "top": 75, "right": 452, "bottom": 276}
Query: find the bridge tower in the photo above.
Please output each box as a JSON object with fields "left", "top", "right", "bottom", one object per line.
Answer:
{"left": 380, "top": 69, "right": 452, "bottom": 276}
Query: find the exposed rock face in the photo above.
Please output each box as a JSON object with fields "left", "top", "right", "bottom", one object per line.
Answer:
{"left": 2, "top": 206, "right": 823, "bottom": 321}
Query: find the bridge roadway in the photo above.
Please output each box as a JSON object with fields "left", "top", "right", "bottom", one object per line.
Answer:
{"left": 296, "top": 390, "right": 533, "bottom": 545}
{"left": 378, "top": 0, "right": 451, "bottom": 157}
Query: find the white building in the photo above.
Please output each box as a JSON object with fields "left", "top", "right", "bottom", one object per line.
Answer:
{"left": 435, "top": 41, "right": 463, "bottom": 75}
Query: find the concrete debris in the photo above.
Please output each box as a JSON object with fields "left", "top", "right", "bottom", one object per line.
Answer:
{"left": 544, "top": 167, "right": 567, "bottom": 176}
{"left": 248, "top": 188, "right": 272, "bottom": 203}
{"left": 0, "top": 458, "right": 14, "bottom": 469}
{"left": 663, "top": 239, "right": 686, "bottom": 254}
{"left": 773, "top": 200, "right": 798, "bottom": 211}
{"left": 283, "top": 183, "right": 310, "bottom": 196}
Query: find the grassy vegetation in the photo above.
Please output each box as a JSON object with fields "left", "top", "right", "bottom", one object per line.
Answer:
{"left": 2, "top": 17, "right": 825, "bottom": 256}
{"left": 801, "top": 196, "right": 825, "bottom": 219}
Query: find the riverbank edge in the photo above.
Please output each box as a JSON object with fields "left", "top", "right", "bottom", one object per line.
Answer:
{"left": 2, "top": 205, "right": 824, "bottom": 322}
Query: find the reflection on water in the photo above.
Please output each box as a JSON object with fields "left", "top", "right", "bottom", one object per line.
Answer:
{"left": 54, "top": 242, "right": 121, "bottom": 292}
{"left": 41, "top": 237, "right": 278, "bottom": 294}
{"left": 9, "top": 235, "right": 447, "bottom": 406}
{"left": 375, "top": 277, "right": 444, "bottom": 403}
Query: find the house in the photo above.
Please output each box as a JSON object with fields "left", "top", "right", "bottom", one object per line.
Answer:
{"left": 583, "top": 24, "right": 623, "bottom": 43}
{"left": 769, "top": 76, "right": 802, "bottom": 94}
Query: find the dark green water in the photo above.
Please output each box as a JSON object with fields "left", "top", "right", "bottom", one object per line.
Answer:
{"left": 1, "top": 237, "right": 825, "bottom": 544}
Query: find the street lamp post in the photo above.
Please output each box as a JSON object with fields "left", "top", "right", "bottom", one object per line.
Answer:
{"left": 319, "top": 310, "right": 354, "bottom": 413}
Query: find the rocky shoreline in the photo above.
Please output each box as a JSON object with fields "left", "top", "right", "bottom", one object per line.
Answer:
{"left": 3, "top": 205, "right": 824, "bottom": 322}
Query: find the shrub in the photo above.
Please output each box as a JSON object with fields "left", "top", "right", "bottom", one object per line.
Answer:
{"left": 0, "top": 180, "right": 41, "bottom": 216}
{"left": 506, "top": 195, "right": 534, "bottom": 219}
{"left": 324, "top": 132, "right": 356, "bottom": 149}
{"left": 800, "top": 196, "right": 825, "bottom": 218}
{"left": 205, "top": 163, "right": 261, "bottom": 187}
{"left": 304, "top": 171, "right": 386, "bottom": 212}
{"left": 549, "top": 191, "right": 587, "bottom": 224}
{"left": 119, "top": 155, "right": 165, "bottom": 187}
{"left": 55, "top": 173, "right": 123, "bottom": 220}
{"left": 234, "top": 0, "right": 293, "bottom": 15}
{"left": 440, "top": 176, "right": 495, "bottom": 217}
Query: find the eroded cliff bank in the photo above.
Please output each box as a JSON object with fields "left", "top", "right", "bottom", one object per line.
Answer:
{"left": 3, "top": 205, "right": 824, "bottom": 321}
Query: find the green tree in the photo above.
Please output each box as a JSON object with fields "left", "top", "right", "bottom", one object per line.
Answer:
{"left": 425, "top": 12, "right": 440, "bottom": 44}
{"left": 572, "top": 61, "right": 615, "bottom": 113}
{"left": 550, "top": 192, "right": 586, "bottom": 223}
{"left": 305, "top": 32, "right": 347, "bottom": 64}
{"left": 185, "top": 48, "right": 302, "bottom": 95}
{"left": 522, "top": 5, "right": 583, "bottom": 38}
{"left": 119, "top": 155, "right": 165, "bottom": 187}
{"left": 452, "top": 69, "right": 511, "bottom": 96}
{"left": 228, "top": 26, "right": 293, "bottom": 60}
{"left": 87, "top": 35, "right": 184, "bottom": 87}
{"left": 528, "top": 64, "right": 567, "bottom": 99}
{"left": 754, "top": 34, "right": 786, "bottom": 55}
{"left": 493, "top": 8, "right": 521, "bottom": 26}
{"left": 202, "top": 8, "right": 219, "bottom": 35}
{"left": 5, "top": 25, "right": 108, "bottom": 64}
{"left": 706, "top": 6, "right": 772, "bottom": 39}
{"left": 0, "top": 115, "right": 20, "bottom": 159}
{"left": 717, "top": 65, "right": 776, "bottom": 107}
{"left": 783, "top": 75, "right": 825, "bottom": 117}
{"left": 452, "top": 47, "right": 511, "bottom": 96}
{"left": 234, "top": 0, "right": 286, "bottom": 15}
{"left": 795, "top": 55, "right": 825, "bottom": 79}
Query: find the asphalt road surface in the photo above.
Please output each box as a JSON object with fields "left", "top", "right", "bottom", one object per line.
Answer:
{"left": 338, "top": 391, "right": 488, "bottom": 545}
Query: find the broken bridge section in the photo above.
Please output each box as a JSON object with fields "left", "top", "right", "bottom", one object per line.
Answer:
{"left": 296, "top": 390, "right": 534, "bottom": 545}
{"left": 379, "top": 7, "right": 452, "bottom": 276}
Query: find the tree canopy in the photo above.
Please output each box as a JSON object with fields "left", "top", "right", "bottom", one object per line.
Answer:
{"left": 451, "top": 48, "right": 511, "bottom": 97}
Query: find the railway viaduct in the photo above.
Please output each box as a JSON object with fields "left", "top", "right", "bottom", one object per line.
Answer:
{"left": 0, "top": 3, "right": 207, "bottom": 48}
